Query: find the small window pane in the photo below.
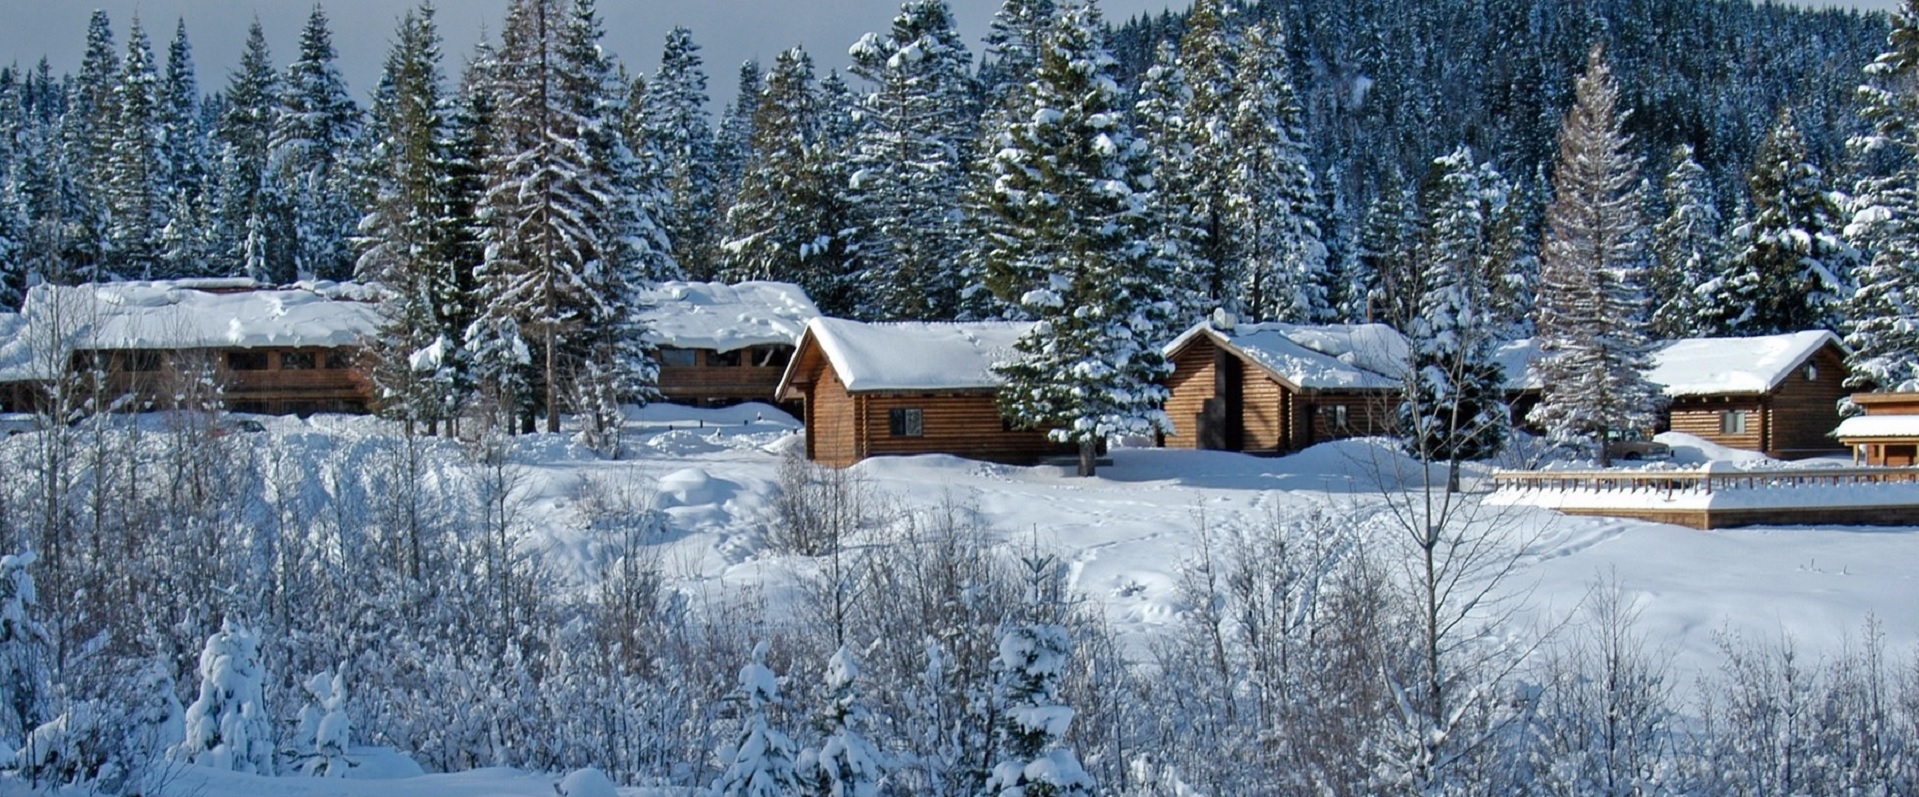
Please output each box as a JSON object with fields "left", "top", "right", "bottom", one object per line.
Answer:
{"left": 322, "top": 350, "right": 355, "bottom": 370}
{"left": 1720, "top": 410, "right": 1747, "bottom": 435}
{"left": 889, "top": 407, "right": 924, "bottom": 437}
{"left": 755, "top": 347, "right": 792, "bottom": 368}
{"left": 281, "top": 351, "right": 317, "bottom": 370}
{"left": 658, "top": 348, "right": 697, "bottom": 367}
{"left": 228, "top": 351, "right": 269, "bottom": 371}
{"left": 708, "top": 348, "right": 743, "bottom": 367}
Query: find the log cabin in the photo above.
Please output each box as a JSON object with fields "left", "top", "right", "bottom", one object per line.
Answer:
{"left": 1159, "top": 319, "right": 1407, "bottom": 455}
{"left": 0, "top": 280, "right": 380, "bottom": 416}
{"left": 639, "top": 281, "right": 820, "bottom": 409}
{"left": 1645, "top": 330, "right": 1848, "bottom": 459}
{"left": 775, "top": 317, "right": 1072, "bottom": 467}
{"left": 1834, "top": 392, "right": 1919, "bottom": 466}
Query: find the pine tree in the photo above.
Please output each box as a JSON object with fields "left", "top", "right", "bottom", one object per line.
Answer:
{"left": 1132, "top": 41, "right": 1205, "bottom": 321}
{"left": 978, "top": 0, "right": 1057, "bottom": 109}
{"left": 158, "top": 18, "right": 213, "bottom": 278}
{"left": 64, "top": 10, "right": 119, "bottom": 280}
{"left": 1402, "top": 148, "right": 1508, "bottom": 491}
{"left": 983, "top": 0, "right": 1174, "bottom": 478}
{"left": 176, "top": 619, "right": 275, "bottom": 774}
{"left": 359, "top": 3, "right": 466, "bottom": 431}
{"left": 714, "top": 642, "right": 801, "bottom": 797}
{"left": 0, "top": 552, "right": 50, "bottom": 748}
{"left": 293, "top": 668, "right": 351, "bottom": 776}
{"left": 984, "top": 623, "right": 1096, "bottom": 797}
{"left": 1649, "top": 145, "right": 1721, "bottom": 338}
{"left": 1701, "top": 108, "right": 1856, "bottom": 335}
{"left": 1358, "top": 168, "right": 1419, "bottom": 328}
{"left": 1227, "top": 22, "right": 1328, "bottom": 322}
{"left": 212, "top": 20, "right": 282, "bottom": 281}
{"left": 640, "top": 27, "right": 722, "bottom": 280}
{"left": 1846, "top": 0, "right": 1919, "bottom": 392}
{"left": 105, "top": 19, "right": 166, "bottom": 278}
{"left": 801, "top": 646, "right": 883, "bottom": 797}
{"left": 847, "top": 0, "right": 978, "bottom": 320}
{"left": 274, "top": 5, "right": 362, "bottom": 281}
{"left": 712, "top": 60, "right": 762, "bottom": 227}
{"left": 1529, "top": 47, "right": 1663, "bottom": 466}
{"left": 721, "top": 47, "right": 858, "bottom": 315}
{"left": 1169, "top": 0, "right": 1239, "bottom": 315}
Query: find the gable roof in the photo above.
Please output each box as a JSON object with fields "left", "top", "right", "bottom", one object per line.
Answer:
{"left": 779, "top": 317, "right": 1033, "bottom": 396}
{"left": 638, "top": 280, "right": 821, "bottom": 353}
{"left": 1647, "top": 330, "right": 1841, "bottom": 397}
{"left": 0, "top": 280, "right": 381, "bottom": 382}
{"left": 1164, "top": 321, "right": 1408, "bottom": 391}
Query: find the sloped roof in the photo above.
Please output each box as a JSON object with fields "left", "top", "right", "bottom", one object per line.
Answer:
{"left": 1164, "top": 321, "right": 1408, "bottom": 390}
{"left": 638, "top": 280, "right": 821, "bottom": 352}
{"left": 1835, "top": 414, "right": 1919, "bottom": 440}
{"left": 782, "top": 317, "right": 1034, "bottom": 394}
{"left": 1648, "top": 330, "right": 1840, "bottom": 397}
{"left": 0, "top": 281, "right": 381, "bottom": 382}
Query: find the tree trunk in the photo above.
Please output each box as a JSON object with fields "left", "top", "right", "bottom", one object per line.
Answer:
{"left": 1078, "top": 439, "right": 1097, "bottom": 478}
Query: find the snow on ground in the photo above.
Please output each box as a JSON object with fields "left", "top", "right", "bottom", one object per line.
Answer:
{"left": 28, "top": 405, "right": 1919, "bottom": 794}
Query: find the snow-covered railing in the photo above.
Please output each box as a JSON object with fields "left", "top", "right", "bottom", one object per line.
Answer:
{"left": 1491, "top": 467, "right": 1919, "bottom": 495}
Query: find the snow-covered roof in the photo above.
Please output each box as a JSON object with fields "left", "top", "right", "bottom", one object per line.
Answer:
{"left": 1648, "top": 330, "right": 1840, "bottom": 397}
{"left": 1834, "top": 415, "right": 1919, "bottom": 440}
{"left": 1165, "top": 321, "right": 1408, "bottom": 390}
{"left": 638, "top": 280, "right": 821, "bottom": 353}
{"left": 787, "top": 317, "right": 1034, "bottom": 393}
{"left": 0, "top": 281, "right": 381, "bottom": 382}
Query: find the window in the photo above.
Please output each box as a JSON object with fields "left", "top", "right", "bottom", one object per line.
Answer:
{"left": 1332, "top": 404, "right": 1350, "bottom": 429}
{"left": 658, "top": 347, "right": 697, "bottom": 367}
{"left": 1804, "top": 364, "right": 1819, "bottom": 381}
{"left": 1720, "top": 410, "right": 1749, "bottom": 435}
{"left": 707, "top": 348, "right": 743, "bottom": 367}
{"left": 889, "top": 407, "right": 924, "bottom": 437}
{"left": 227, "top": 351, "right": 269, "bottom": 371}
{"left": 124, "top": 351, "right": 164, "bottom": 372}
{"left": 280, "top": 351, "right": 317, "bottom": 370}
{"left": 754, "top": 346, "right": 792, "bottom": 368}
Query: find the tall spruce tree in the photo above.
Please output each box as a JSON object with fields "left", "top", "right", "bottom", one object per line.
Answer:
{"left": 712, "top": 60, "right": 762, "bottom": 229}
{"left": 1133, "top": 40, "right": 1206, "bottom": 320}
{"left": 63, "top": 11, "right": 119, "bottom": 280}
{"left": 640, "top": 28, "right": 721, "bottom": 280}
{"left": 1649, "top": 145, "right": 1721, "bottom": 338}
{"left": 1359, "top": 167, "right": 1419, "bottom": 328}
{"left": 847, "top": 0, "right": 978, "bottom": 320}
{"left": 1402, "top": 147, "right": 1508, "bottom": 491}
{"left": 274, "top": 5, "right": 362, "bottom": 281}
{"left": 721, "top": 47, "right": 858, "bottom": 314}
{"left": 1846, "top": 0, "right": 1919, "bottom": 392}
{"left": 1169, "top": 0, "right": 1239, "bottom": 315}
{"left": 1529, "top": 47, "right": 1663, "bottom": 466}
{"left": 1701, "top": 108, "right": 1856, "bottom": 335}
{"left": 213, "top": 20, "right": 283, "bottom": 281}
{"left": 1227, "top": 21, "right": 1328, "bottom": 322}
{"left": 105, "top": 19, "right": 166, "bottom": 278}
{"left": 158, "top": 19, "right": 212, "bottom": 277}
{"left": 983, "top": 0, "right": 1174, "bottom": 478}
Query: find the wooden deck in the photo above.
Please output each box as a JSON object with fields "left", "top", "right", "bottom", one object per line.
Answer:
{"left": 1489, "top": 467, "right": 1919, "bottom": 530}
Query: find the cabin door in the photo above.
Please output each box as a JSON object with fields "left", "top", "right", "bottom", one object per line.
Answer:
{"left": 1200, "top": 349, "right": 1244, "bottom": 451}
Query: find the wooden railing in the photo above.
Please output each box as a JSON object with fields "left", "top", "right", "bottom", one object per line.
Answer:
{"left": 1492, "top": 467, "right": 1919, "bottom": 495}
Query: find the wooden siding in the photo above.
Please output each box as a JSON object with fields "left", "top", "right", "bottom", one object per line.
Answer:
{"left": 656, "top": 346, "right": 792, "bottom": 406}
{"left": 88, "top": 346, "right": 370, "bottom": 416}
{"left": 1304, "top": 391, "right": 1398, "bottom": 442}
{"left": 857, "top": 393, "right": 1065, "bottom": 464}
{"left": 1242, "top": 366, "right": 1287, "bottom": 453}
{"left": 1766, "top": 344, "right": 1848, "bottom": 456}
{"left": 1668, "top": 396, "right": 1765, "bottom": 452}
{"left": 803, "top": 359, "right": 861, "bottom": 467}
{"left": 1161, "top": 338, "right": 1217, "bottom": 449}
{"left": 1854, "top": 393, "right": 1919, "bottom": 415}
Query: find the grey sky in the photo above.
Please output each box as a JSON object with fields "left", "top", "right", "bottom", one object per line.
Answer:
{"left": 0, "top": 0, "right": 1897, "bottom": 110}
{"left": 0, "top": 0, "right": 1181, "bottom": 108}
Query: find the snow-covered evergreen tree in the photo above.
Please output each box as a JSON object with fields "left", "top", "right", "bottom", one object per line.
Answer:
{"left": 714, "top": 642, "right": 801, "bottom": 797}
{"left": 1168, "top": 0, "right": 1239, "bottom": 316}
{"left": 1700, "top": 108, "right": 1856, "bottom": 336}
{"left": 984, "top": 623, "right": 1096, "bottom": 797}
{"left": 62, "top": 10, "right": 119, "bottom": 281}
{"left": 293, "top": 667, "right": 351, "bottom": 776}
{"left": 1529, "top": 47, "right": 1663, "bottom": 466}
{"left": 158, "top": 18, "right": 213, "bottom": 278}
{"left": 1132, "top": 41, "right": 1205, "bottom": 322}
{"left": 712, "top": 60, "right": 762, "bottom": 228}
{"left": 978, "top": 0, "right": 1057, "bottom": 109}
{"left": 847, "top": 0, "right": 978, "bottom": 320}
{"left": 1359, "top": 167, "right": 1419, "bottom": 328}
{"left": 1649, "top": 145, "right": 1721, "bottom": 338}
{"left": 721, "top": 47, "right": 858, "bottom": 315}
{"left": 1846, "top": 0, "right": 1919, "bottom": 392}
{"left": 212, "top": 20, "right": 283, "bottom": 281}
{"left": 801, "top": 646, "right": 883, "bottom": 797}
{"left": 104, "top": 19, "right": 166, "bottom": 278}
{"left": 274, "top": 5, "right": 362, "bottom": 281}
{"left": 640, "top": 27, "right": 721, "bottom": 280}
{"left": 983, "top": 0, "right": 1174, "bottom": 478}
{"left": 1227, "top": 22, "right": 1328, "bottom": 323}
{"left": 1402, "top": 147, "right": 1508, "bottom": 490}
{"left": 0, "top": 551, "right": 50, "bottom": 749}
{"left": 176, "top": 619, "right": 275, "bottom": 774}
